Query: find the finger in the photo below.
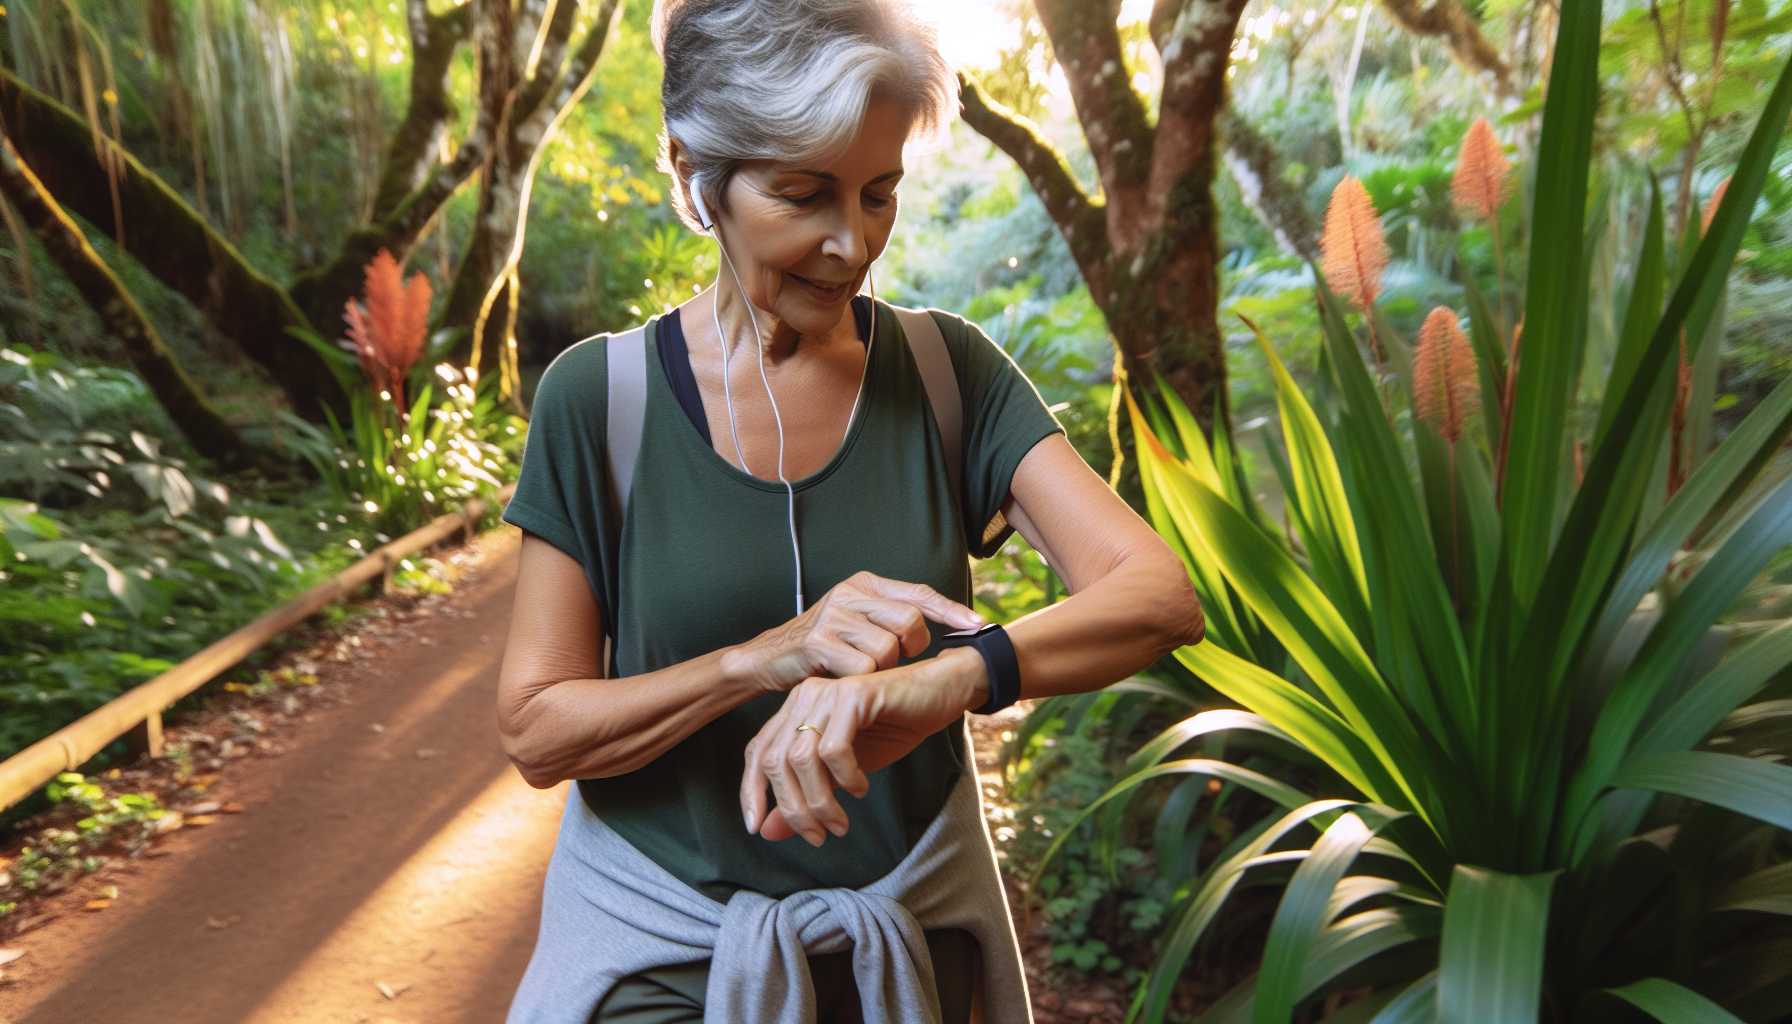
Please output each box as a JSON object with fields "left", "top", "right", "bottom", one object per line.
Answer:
{"left": 789, "top": 726, "right": 850, "bottom": 838}
{"left": 819, "top": 703, "right": 871, "bottom": 800}
{"left": 760, "top": 721, "right": 825, "bottom": 847}
{"left": 813, "top": 628, "right": 886, "bottom": 677}
{"left": 827, "top": 613, "right": 910, "bottom": 677}
{"left": 741, "top": 721, "right": 777, "bottom": 835}
{"left": 838, "top": 598, "right": 931, "bottom": 662}
{"left": 861, "top": 575, "right": 986, "bottom": 630}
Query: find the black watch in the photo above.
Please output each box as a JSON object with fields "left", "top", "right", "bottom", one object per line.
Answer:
{"left": 938, "top": 622, "right": 1021, "bottom": 716}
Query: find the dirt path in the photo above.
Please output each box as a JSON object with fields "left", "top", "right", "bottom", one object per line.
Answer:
{"left": 0, "top": 528, "right": 1132, "bottom": 1024}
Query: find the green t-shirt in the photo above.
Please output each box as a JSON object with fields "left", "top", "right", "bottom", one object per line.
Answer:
{"left": 500, "top": 298, "right": 1065, "bottom": 903}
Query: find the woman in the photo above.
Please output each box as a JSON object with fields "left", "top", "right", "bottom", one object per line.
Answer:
{"left": 497, "top": 1, "right": 1206, "bottom": 1021}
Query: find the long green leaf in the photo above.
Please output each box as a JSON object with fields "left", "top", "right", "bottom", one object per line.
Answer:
{"left": 1565, "top": 474, "right": 1792, "bottom": 849}
{"left": 1136, "top": 800, "right": 1355, "bottom": 1024}
{"left": 1314, "top": 282, "right": 1477, "bottom": 773}
{"left": 1255, "top": 807, "right": 1408, "bottom": 1023}
{"left": 1581, "top": 369, "right": 1792, "bottom": 681}
{"left": 1370, "top": 971, "right": 1439, "bottom": 1024}
{"left": 1545, "top": 50, "right": 1792, "bottom": 857}
{"left": 1632, "top": 619, "right": 1792, "bottom": 760}
{"left": 1715, "top": 862, "right": 1792, "bottom": 918}
{"left": 1176, "top": 642, "right": 1405, "bottom": 808}
{"left": 1241, "top": 314, "right": 1371, "bottom": 638}
{"left": 1437, "top": 865, "right": 1557, "bottom": 1023}
{"left": 1501, "top": 0, "right": 1601, "bottom": 604}
{"left": 1155, "top": 462, "right": 1448, "bottom": 826}
{"left": 1605, "top": 978, "right": 1745, "bottom": 1023}
{"left": 1611, "top": 750, "right": 1792, "bottom": 832}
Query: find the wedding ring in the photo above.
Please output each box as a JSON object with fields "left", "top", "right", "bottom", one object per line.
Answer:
{"left": 794, "top": 722, "right": 821, "bottom": 735}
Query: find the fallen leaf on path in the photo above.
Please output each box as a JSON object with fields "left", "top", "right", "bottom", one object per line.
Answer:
{"left": 375, "top": 980, "right": 412, "bottom": 1000}
{"left": 0, "top": 949, "right": 25, "bottom": 967}
{"left": 222, "top": 801, "right": 246, "bottom": 813}
{"left": 83, "top": 898, "right": 112, "bottom": 911}
{"left": 186, "top": 814, "right": 218, "bottom": 826}
{"left": 206, "top": 913, "right": 242, "bottom": 929}
{"left": 181, "top": 801, "right": 222, "bottom": 815}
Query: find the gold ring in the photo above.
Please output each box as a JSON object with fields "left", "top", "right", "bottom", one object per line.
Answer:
{"left": 794, "top": 722, "right": 821, "bottom": 735}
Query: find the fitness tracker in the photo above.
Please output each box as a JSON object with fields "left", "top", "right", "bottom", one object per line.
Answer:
{"left": 937, "top": 622, "right": 1021, "bottom": 716}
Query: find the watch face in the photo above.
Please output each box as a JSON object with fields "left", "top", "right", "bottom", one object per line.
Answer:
{"left": 943, "top": 622, "right": 999, "bottom": 642}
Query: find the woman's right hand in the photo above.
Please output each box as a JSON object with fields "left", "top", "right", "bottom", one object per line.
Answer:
{"left": 724, "top": 570, "right": 987, "bottom": 694}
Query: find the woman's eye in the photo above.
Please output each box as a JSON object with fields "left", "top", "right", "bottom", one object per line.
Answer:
{"left": 781, "top": 190, "right": 897, "bottom": 209}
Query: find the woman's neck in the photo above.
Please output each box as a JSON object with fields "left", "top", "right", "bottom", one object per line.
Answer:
{"left": 698, "top": 284, "right": 852, "bottom": 368}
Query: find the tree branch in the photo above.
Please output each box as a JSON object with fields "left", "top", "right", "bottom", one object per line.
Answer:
{"left": 1034, "top": 0, "right": 1154, "bottom": 241}
{"left": 1148, "top": 0, "right": 1249, "bottom": 228}
{"left": 956, "top": 70, "right": 1109, "bottom": 284}
{"left": 370, "top": 0, "right": 474, "bottom": 223}
{"left": 1377, "top": 0, "right": 1513, "bottom": 96}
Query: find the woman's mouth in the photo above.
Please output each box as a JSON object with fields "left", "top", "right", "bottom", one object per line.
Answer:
{"left": 787, "top": 272, "right": 851, "bottom": 303}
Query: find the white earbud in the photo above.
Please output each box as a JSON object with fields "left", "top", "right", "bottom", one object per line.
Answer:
{"left": 688, "top": 172, "right": 714, "bottom": 232}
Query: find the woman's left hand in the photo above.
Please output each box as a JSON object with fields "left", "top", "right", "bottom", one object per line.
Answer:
{"left": 740, "top": 656, "right": 974, "bottom": 847}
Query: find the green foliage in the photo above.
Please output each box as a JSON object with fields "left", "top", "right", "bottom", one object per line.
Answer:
{"left": 0, "top": 340, "right": 483, "bottom": 774}
{"left": 0, "top": 770, "right": 171, "bottom": 918}
{"left": 1111, "top": 14, "right": 1792, "bottom": 1021}
{"left": 279, "top": 326, "right": 525, "bottom": 538}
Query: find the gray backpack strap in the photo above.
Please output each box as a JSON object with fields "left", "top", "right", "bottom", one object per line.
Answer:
{"left": 891, "top": 304, "right": 962, "bottom": 508}
{"left": 603, "top": 324, "right": 649, "bottom": 532}
{"left": 600, "top": 323, "right": 648, "bottom": 678}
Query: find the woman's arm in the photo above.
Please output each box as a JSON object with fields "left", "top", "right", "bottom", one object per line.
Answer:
{"left": 942, "top": 431, "right": 1206, "bottom": 710}
{"left": 497, "top": 532, "right": 765, "bottom": 787}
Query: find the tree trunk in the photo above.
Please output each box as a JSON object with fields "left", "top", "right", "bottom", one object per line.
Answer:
{"left": 0, "top": 123, "right": 286, "bottom": 475}
{"left": 959, "top": 0, "right": 1250, "bottom": 457}
{"left": 440, "top": 0, "right": 624, "bottom": 396}
{"left": 0, "top": 67, "right": 339, "bottom": 422}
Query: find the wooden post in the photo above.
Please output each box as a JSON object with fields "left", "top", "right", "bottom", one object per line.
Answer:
{"left": 123, "top": 710, "right": 163, "bottom": 760}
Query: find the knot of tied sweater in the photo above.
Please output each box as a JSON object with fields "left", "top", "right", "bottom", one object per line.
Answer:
{"left": 706, "top": 885, "right": 944, "bottom": 1024}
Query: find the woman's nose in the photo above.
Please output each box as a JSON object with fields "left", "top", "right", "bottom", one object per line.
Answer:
{"left": 821, "top": 203, "right": 868, "bottom": 267}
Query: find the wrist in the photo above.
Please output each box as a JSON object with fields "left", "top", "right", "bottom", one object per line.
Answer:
{"left": 938, "top": 646, "right": 989, "bottom": 714}
{"left": 720, "top": 643, "right": 772, "bottom": 697}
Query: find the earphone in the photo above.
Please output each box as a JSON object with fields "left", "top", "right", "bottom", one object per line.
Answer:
{"left": 688, "top": 170, "right": 878, "bottom": 616}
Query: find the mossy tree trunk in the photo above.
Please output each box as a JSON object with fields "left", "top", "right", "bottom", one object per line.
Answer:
{"left": 0, "top": 124, "right": 278, "bottom": 474}
{"left": 0, "top": 0, "right": 610, "bottom": 441}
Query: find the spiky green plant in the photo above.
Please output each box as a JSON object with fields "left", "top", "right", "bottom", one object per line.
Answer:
{"left": 1039, "top": 7, "right": 1792, "bottom": 1021}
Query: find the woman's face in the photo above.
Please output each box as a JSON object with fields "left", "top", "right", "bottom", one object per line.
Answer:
{"left": 695, "top": 92, "right": 913, "bottom": 340}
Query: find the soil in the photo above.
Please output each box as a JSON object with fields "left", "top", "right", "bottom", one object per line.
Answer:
{"left": 0, "top": 526, "right": 1176, "bottom": 1023}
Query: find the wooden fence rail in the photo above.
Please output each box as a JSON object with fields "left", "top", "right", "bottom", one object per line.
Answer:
{"left": 0, "top": 483, "right": 516, "bottom": 813}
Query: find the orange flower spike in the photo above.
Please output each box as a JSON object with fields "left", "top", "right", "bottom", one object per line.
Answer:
{"left": 1700, "top": 177, "right": 1731, "bottom": 235}
{"left": 400, "top": 270, "right": 433, "bottom": 374}
{"left": 1321, "top": 176, "right": 1389, "bottom": 312}
{"left": 1413, "top": 306, "right": 1480, "bottom": 444}
{"left": 362, "top": 249, "right": 410, "bottom": 390}
{"left": 1451, "top": 117, "right": 1511, "bottom": 223}
{"left": 342, "top": 298, "right": 381, "bottom": 392}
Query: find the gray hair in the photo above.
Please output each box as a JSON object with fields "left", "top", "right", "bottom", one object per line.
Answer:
{"left": 651, "top": 0, "right": 958, "bottom": 233}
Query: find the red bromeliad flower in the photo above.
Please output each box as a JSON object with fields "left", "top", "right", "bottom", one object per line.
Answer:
{"left": 343, "top": 248, "right": 432, "bottom": 425}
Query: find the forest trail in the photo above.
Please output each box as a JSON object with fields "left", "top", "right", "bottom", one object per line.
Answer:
{"left": 0, "top": 527, "right": 1124, "bottom": 1024}
{"left": 0, "top": 530, "right": 560, "bottom": 1023}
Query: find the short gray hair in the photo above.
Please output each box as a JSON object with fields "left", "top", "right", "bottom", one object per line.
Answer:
{"left": 651, "top": 0, "right": 958, "bottom": 233}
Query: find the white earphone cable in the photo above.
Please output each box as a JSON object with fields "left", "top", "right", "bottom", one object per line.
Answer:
{"left": 699, "top": 176, "right": 876, "bottom": 617}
